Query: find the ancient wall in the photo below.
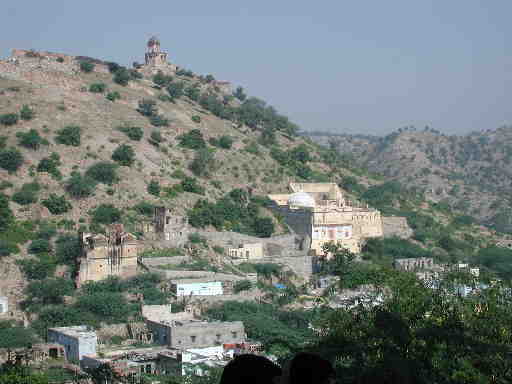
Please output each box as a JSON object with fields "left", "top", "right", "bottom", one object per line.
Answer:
{"left": 382, "top": 216, "right": 413, "bottom": 238}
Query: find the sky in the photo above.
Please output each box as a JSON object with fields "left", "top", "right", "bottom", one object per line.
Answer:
{"left": 1, "top": 0, "right": 511, "bottom": 136}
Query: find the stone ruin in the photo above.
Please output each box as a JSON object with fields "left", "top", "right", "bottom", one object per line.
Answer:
{"left": 77, "top": 224, "right": 138, "bottom": 287}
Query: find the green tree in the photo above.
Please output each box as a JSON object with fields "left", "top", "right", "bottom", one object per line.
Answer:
{"left": 65, "top": 171, "right": 96, "bottom": 198}
{"left": 37, "top": 152, "right": 61, "bottom": 179}
{"left": 118, "top": 125, "right": 143, "bottom": 141}
{"left": 233, "top": 86, "right": 247, "bottom": 101}
{"left": 167, "top": 81, "right": 185, "bottom": 101}
{"left": 0, "top": 113, "right": 19, "bottom": 126}
{"left": 55, "top": 125, "right": 81, "bottom": 147}
{"left": 111, "top": 144, "right": 135, "bottom": 166}
{"left": 178, "top": 129, "right": 206, "bottom": 149}
{"left": 19, "top": 105, "right": 34, "bottom": 120}
{"left": 16, "top": 129, "right": 46, "bottom": 150}
{"left": 0, "top": 147, "right": 24, "bottom": 173}
{"left": 85, "top": 162, "right": 118, "bottom": 184}
{"left": 91, "top": 204, "right": 121, "bottom": 224}
{"left": 147, "top": 180, "right": 161, "bottom": 196}
{"left": 112, "top": 68, "right": 131, "bottom": 85}
{"left": 79, "top": 61, "right": 94, "bottom": 73}
{"left": 88, "top": 83, "right": 106, "bottom": 93}
{"left": 190, "top": 148, "right": 215, "bottom": 177}
{"left": 252, "top": 217, "right": 274, "bottom": 238}
{"left": 11, "top": 182, "right": 40, "bottom": 205}
{"left": 0, "top": 193, "right": 14, "bottom": 232}
{"left": 41, "top": 194, "right": 72, "bottom": 215}
{"left": 137, "top": 99, "right": 157, "bottom": 117}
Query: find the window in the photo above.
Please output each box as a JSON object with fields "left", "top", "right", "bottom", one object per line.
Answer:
{"left": 231, "top": 331, "right": 238, "bottom": 339}
{"left": 190, "top": 335, "right": 196, "bottom": 343}
{"left": 216, "top": 334, "right": 221, "bottom": 341}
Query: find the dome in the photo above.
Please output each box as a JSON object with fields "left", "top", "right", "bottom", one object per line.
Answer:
{"left": 147, "top": 36, "right": 160, "bottom": 47}
{"left": 288, "top": 192, "right": 315, "bottom": 208}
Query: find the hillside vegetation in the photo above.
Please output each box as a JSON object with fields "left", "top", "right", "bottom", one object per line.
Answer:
{"left": 307, "top": 126, "right": 512, "bottom": 234}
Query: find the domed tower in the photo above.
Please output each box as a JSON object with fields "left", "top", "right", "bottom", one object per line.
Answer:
{"left": 145, "top": 36, "right": 168, "bottom": 67}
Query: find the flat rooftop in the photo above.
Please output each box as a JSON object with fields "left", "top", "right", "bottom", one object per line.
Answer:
{"left": 48, "top": 325, "right": 97, "bottom": 339}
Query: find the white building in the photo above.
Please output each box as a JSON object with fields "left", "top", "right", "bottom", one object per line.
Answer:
{"left": 48, "top": 326, "right": 97, "bottom": 362}
{"left": 172, "top": 281, "right": 223, "bottom": 297}
{"left": 0, "top": 296, "right": 7, "bottom": 315}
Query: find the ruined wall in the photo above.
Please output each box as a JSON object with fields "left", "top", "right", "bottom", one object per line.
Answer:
{"left": 382, "top": 216, "right": 413, "bottom": 238}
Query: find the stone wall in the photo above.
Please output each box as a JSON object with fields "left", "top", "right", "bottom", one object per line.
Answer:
{"left": 193, "top": 230, "right": 307, "bottom": 257}
{"left": 382, "top": 216, "right": 413, "bottom": 238}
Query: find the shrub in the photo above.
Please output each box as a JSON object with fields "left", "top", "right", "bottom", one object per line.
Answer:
{"left": 28, "top": 238, "right": 52, "bottom": 254}
{"left": 181, "top": 177, "right": 204, "bottom": 195}
{"left": 12, "top": 182, "right": 40, "bottom": 205}
{"left": 112, "top": 144, "right": 135, "bottom": 166}
{"left": 0, "top": 113, "right": 19, "bottom": 126}
{"left": 113, "top": 68, "right": 131, "bottom": 86}
{"left": 166, "top": 82, "right": 185, "bottom": 102}
{"left": 147, "top": 180, "right": 161, "bottom": 196}
{"left": 20, "top": 105, "right": 34, "bottom": 120}
{"left": 0, "top": 193, "right": 14, "bottom": 232}
{"left": 55, "top": 234, "right": 81, "bottom": 264}
{"left": 137, "top": 99, "right": 157, "bottom": 116}
{"left": 190, "top": 148, "right": 215, "bottom": 177}
{"left": 19, "top": 256, "right": 57, "bottom": 280}
{"left": 185, "top": 86, "right": 200, "bottom": 102}
{"left": 89, "top": 83, "right": 107, "bottom": 93}
{"left": 42, "top": 194, "right": 72, "bottom": 215}
{"left": 107, "top": 62, "right": 122, "bottom": 73}
{"left": 118, "top": 125, "right": 143, "bottom": 141}
{"left": 153, "top": 71, "right": 173, "bottom": 87}
{"left": 91, "top": 204, "right": 121, "bottom": 224}
{"left": 77, "top": 291, "right": 131, "bottom": 322}
{"left": 65, "top": 171, "right": 96, "bottom": 198}
{"left": 37, "top": 152, "right": 61, "bottom": 179}
{"left": 191, "top": 115, "right": 201, "bottom": 123}
{"left": 233, "top": 280, "right": 252, "bottom": 293}
{"left": 150, "top": 114, "right": 169, "bottom": 127}
{"left": 218, "top": 135, "right": 233, "bottom": 149}
{"left": 55, "top": 125, "right": 81, "bottom": 146}
{"left": 149, "top": 130, "right": 163, "bottom": 146}
{"left": 16, "top": 129, "right": 46, "bottom": 150}
{"left": 252, "top": 217, "right": 274, "bottom": 238}
{"left": 79, "top": 61, "right": 95, "bottom": 73}
{"left": 133, "top": 202, "right": 155, "bottom": 217}
{"left": 56, "top": 57, "right": 65, "bottom": 63}
{"left": 177, "top": 129, "right": 206, "bottom": 149}
{"left": 36, "top": 222, "right": 57, "bottom": 240}
{"left": 233, "top": 86, "right": 246, "bottom": 101}
{"left": 0, "top": 240, "right": 13, "bottom": 257}
{"left": 0, "top": 147, "right": 24, "bottom": 173}
{"left": 106, "top": 91, "right": 121, "bottom": 101}
{"left": 26, "top": 278, "right": 74, "bottom": 306}
{"left": 86, "top": 162, "right": 118, "bottom": 184}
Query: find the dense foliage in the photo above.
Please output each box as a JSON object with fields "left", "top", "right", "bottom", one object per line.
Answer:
{"left": 188, "top": 189, "right": 275, "bottom": 237}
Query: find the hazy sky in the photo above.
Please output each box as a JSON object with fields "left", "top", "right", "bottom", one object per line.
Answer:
{"left": 1, "top": 0, "right": 510, "bottom": 135}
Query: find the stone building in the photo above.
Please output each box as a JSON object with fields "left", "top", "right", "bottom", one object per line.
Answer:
{"left": 77, "top": 224, "right": 138, "bottom": 286}
{"left": 48, "top": 326, "right": 97, "bottom": 362}
{"left": 228, "top": 243, "right": 264, "bottom": 260}
{"left": 145, "top": 36, "right": 168, "bottom": 68}
{"left": 143, "top": 305, "right": 245, "bottom": 350}
{"left": 0, "top": 344, "right": 65, "bottom": 366}
{"left": 393, "top": 257, "right": 435, "bottom": 271}
{"left": 153, "top": 207, "right": 189, "bottom": 244}
{"left": 268, "top": 183, "right": 383, "bottom": 255}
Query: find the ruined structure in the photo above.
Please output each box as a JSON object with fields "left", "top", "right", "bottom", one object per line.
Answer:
{"left": 145, "top": 36, "right": 168, "bottom": 68}
{"left": 228, "top": 243, "right": 264, "bottom": 260}
{"left": 0, "top": 344, "right": 65, "bottom": 366}
{"left": 393, "top": 257, "right": 435, "bottom": 271}
{"left": 77, "top": 224, "right": 138, "bottom": 286}
{"left": 268, "top": 183, "right": 383, "bottom": 255}
{"left": 152, "top": 207, "right": 189, "bottom": 244}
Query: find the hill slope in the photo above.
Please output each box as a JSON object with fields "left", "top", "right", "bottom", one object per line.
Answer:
{"left": 306, "top": 126, "right": 512, "bottom": 233}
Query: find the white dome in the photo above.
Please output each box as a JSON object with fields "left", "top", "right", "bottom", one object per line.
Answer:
{"left": 288, "top": 192, "right": 315, "bottom": 208}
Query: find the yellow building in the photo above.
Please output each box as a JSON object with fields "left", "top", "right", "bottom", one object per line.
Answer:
{"left": 268, "top": 183, "right": 383, "bottom": 256}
